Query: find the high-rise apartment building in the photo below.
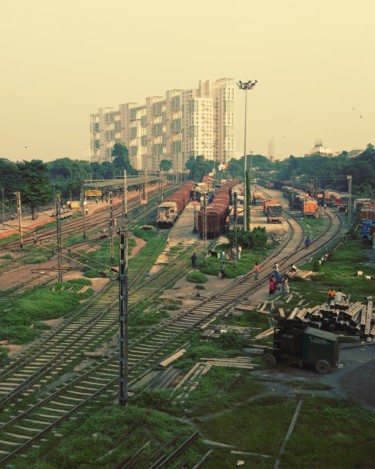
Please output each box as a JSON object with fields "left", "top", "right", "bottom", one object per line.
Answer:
{"left": 90, "top": 78, "right": 235, "bottom": 171}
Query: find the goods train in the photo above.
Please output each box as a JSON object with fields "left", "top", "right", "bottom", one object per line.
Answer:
{"left": 263, "top": 199, "right": 283, "bottom": 223}
{"left": 302, "top": 198, "right": 319, "bottom": 218}
{"left": 156, "top": 181, "right": 194, "bottom": 227}
{"left": 197, "top": 180, "right": 239, "bottom": 238}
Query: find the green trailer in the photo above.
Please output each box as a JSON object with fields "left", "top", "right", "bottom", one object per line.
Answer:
{"left": 262, "top": 320, "right": 339, "bottom": 374}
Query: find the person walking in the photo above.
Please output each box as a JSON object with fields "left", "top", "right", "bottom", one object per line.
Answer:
{"left": 219, "top": 263, "right": 225, "bottom": 280}
{"left": 253, "top": 262, "right": 260, "bottom": 280}
{"left": 237, "top": 245, "right": 242, "bottom": 260}
{"left": 269, "top": 276, "right": 277, "bottom": 295}
{"left": 191, "top": 253, "right": 197, "bottom": 269}
{"left": 305, "top": 237, "right": 311, "bottom": 249}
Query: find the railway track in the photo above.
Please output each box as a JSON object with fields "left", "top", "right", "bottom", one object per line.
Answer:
{"left": 0, "top": 205, "right": 344, "bottom": 464}
{"left": 0, "top": 186, "right": 177, "bottom": 301}
{"left": 0, "top": 184, "right": 176, "bottom": 277}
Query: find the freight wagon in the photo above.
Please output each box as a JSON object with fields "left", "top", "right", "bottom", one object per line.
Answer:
{"left": 156, "top": 181, "right": 194, "bottom": 227}
{"left": 197, "top": 180, "right": 238, "bottom": 237}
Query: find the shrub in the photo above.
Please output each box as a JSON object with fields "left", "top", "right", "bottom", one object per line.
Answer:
{"left": 186, "top": 271, "right": 207, "bottom": 283}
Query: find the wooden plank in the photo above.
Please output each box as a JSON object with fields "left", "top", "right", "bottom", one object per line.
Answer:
{"left": 288, "top": 307, "right": 299, "bottom": 320}
{"left": 160, "top": 349, "right": 186, "bottom": 367}
{"left": 360, "top": 306, "right": 366, "bottom": 326}
{"left": 278, "top": 308, "right": 285, "bottom": 318}
{"left": 364, "top": 300, "right": 373, "bottom": 336}
{"left": 255, "top": 328, "right": 274, "bottom": 340}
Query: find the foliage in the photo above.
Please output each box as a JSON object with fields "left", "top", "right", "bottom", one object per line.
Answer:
{"left": 48, "top": 157, "right": 92, "bottom": 199}
{"left": 160, "top": 159, "right": 173, "bottom": 172}
{"left": 185, "top": 155, "right": 215, "bottom": 181}
{"left": 227, "top": 226, "right": 267, "bottom": 249}
{"left": 217, "top": 330, "right": 246, "bottom": 349}
{"left": 17, "top": 160, "right": 53, "bottom": 219}
{"left": 112, "top": 143, "right": 137, "bottom": 176}
{"left": 0, "top": 158, "right": 21, "bottom": 207}
{"left": 0, "top": 346, "right": 8, "bottom": 365}
{"left": 0, "top": 279, "right": 93, "bottom": 344}
{"left": 186, "top": 271, "right": 207, "bottom": 283}
{"left": 19, "top": 403, "right": 195, "bottom": 469}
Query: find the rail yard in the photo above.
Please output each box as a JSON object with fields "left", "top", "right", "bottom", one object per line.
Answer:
{"left": 0, "top": 180, "right": 374, "bottom": 468}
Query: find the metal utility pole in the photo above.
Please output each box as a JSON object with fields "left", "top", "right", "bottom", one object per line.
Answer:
{"left": 310, "top": 177, "right": 315, "bottom": 198}
{"left": 193, "top": 186, "right": 198, "bottom": 232}
{"left": 233, "top": 192, "right": 238, "bottom": 267}
{"left": 347, "top": 175, "right": 352, "bottom": 228}
{"left": 2, "top": 188, "right": 5, "bottom": 225}
{"left": 81, "top": 186, "right": 86, "bottom": 239}
{"left": 56, "top": 195, "right": 63, "bottom": 282}
{"left": 203, "top": 193, "right": 207, "bottom": 246}
{"left": 236, "top": 79, "right": 257, "bottom": 232}
{"left": 15, "top": 191, "right": 23, "bottom": 248}
{"left": 118, "top": 171, "right": 128, "bottom": 406}
{"left": 109, "top": 191, "right": 114, "bottom": 263}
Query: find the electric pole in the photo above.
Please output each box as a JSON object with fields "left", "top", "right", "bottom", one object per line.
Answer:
{"left": 118, "top": 170, "right": 128, "bottom": 406}
{"left": 233, "top": 192, "right": 238, "bottom": 267}
{"left": 203, "top": 193, "right": 207, "bottom": 247}
{"left": 347, "top": 175, "right": 352, "bottom": 228}
{"left": 81, "top": 186, "right": 86, "bottom": 240}
{"left": 109, "top": 190, "right": 114, "bottom": 263}
{"left": 56, "top": 195, "right": 63, "bottom": 282}
{"left": 15, "top": 191, "right": 23, "bottom": 248}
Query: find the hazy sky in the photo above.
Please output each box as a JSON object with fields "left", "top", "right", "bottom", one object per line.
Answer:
{"left": 1, "top": 0, "right": 374, "bottom": 163}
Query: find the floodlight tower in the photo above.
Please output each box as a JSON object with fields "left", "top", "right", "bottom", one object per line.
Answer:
{"left": 236, "top": 80, "right": 257, "bottom": 231}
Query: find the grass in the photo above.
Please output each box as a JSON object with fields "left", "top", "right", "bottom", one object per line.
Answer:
{"left": 198, "top": 395, "right": 375, "bottom": 468}
{"left": 186, "top": 271, "right": 208, "bottom": 283}
{"left": 292, "top": 239, "right": 375, "bottom": 303}
{"left": 12, "top": 403, "right": 197, "bottom": 469}
{"left": 0, "top": 279, "right": 93, "bottom": 344}
{"left": 199, "top": 243, "right": 270, "bottom": 279}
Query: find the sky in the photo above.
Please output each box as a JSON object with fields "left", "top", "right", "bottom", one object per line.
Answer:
{"left": 1, "top": 0, "right": 374, "bottom": 163}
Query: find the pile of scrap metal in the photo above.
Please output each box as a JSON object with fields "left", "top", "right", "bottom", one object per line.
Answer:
{"left": 286, "top": 297, "right": 374, "bottom": 339}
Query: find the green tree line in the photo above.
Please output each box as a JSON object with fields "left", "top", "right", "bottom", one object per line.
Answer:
{"left": 1, "top": 143, "right": 374, "bottom": 217}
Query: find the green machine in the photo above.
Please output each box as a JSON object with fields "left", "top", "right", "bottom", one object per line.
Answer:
{"left": 263, "top": 320, "right": 339, "bottom": 374}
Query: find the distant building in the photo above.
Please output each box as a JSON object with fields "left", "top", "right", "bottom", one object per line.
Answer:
{"left": 90, "top": 78, "right": 235, "bottom": 171}
{"left": 308, "top": 139, "right": 334, "bottom": 156}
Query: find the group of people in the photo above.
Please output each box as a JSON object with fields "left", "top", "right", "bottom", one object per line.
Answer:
{"left": 327, "top": 287, "right": 347, "bottom": 304}
{"left": 218, "top": 246, "right": 242, "bottom": 262}
{"left": 269, "top": 272, "right": 290, "bottom": 296}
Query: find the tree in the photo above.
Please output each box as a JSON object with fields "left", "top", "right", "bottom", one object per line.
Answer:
{"left": 185, "top": 155, "right": 214, "bottom": 181}
{"left": 227, "top": 158, "right": 243, "bottom": 179}
{"left": 0, "top": 158, "right": 21, "bottom": 201}
{"left": 17, "top": 160, "right": 53, "bottom": 219}
{"left": 48, "top": 158, "right": 92, "bottom": 199}
{"left": 160, "top": 159, "right": 173, "bottom": 172}
{"left": 112, "top": 143, "right": 136, "bottom": 175}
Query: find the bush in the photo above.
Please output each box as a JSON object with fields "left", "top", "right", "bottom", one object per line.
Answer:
{"left": 186, "top": 271, "right": 207, "bottom": 283}
{"left": 227, "top": 226, "right": 267, "bottom": 249}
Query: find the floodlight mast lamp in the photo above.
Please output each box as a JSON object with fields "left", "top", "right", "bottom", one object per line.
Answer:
{"left": 236, "top": 80, "right": 257, "bottom": 232}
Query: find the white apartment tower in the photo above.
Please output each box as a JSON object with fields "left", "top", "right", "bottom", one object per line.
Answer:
{"left": 90, "top": 78, "right": 235, "bottom": 171}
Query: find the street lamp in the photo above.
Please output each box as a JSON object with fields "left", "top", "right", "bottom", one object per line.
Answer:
{"left": 237, "top": 80, "right": 257, "bottom": 231}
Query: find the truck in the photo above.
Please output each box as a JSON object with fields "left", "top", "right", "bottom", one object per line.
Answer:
{"left": 262, "top": 319, "right": 339, "bottom": 374}
{"left": 360, "top": 219, "right": 375, "bottom": 243}
{"left": 263, "top": 200, "right": 283, "bottom": 223}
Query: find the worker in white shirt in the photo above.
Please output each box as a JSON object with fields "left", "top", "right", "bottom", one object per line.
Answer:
{"left": 335, "top": 289, "right": 347, "bottom": 303}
